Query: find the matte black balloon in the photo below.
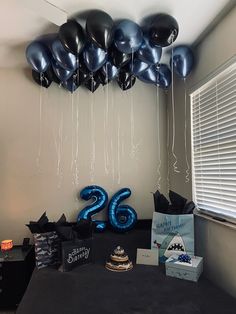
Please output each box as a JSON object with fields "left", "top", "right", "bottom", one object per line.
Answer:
{"left": 109, "top": 44, "right": 131, "bottom": 68}
{"left": 117, "top": 67, "right": 136, "bottom": 91}
{"left": 84, "top": 74, "right": 101, "bottom": 93}
{"left": 59, "top": 20, "right": 85, "bottom": 54}
{"left": 86, "top": 10, "right": 114, "bottom": 50}
{"left": 32, "top": 69, "right": 52, "bottom": 88}
{"left": 149, "top": 14, "right": 179, "bottom": 47}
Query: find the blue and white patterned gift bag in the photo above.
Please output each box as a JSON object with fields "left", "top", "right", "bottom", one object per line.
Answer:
{"left": 151, "top": 212, "right": 194, "bottom": 263}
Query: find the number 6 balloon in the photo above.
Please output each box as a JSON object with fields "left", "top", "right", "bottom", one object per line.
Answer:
{"left": 108, "top": 188, "right": 137, "bottom": 232}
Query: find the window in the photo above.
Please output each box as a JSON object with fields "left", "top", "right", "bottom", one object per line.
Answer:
{"left": 191, "top": 59, "right": 236, "bottom": 222}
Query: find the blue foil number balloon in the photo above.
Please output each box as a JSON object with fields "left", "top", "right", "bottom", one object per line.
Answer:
{"left": 108, "top": 188, "right": 137, "bottom": 232}
{"left": 78, "top": 185, "right": 108, "bottom": 231}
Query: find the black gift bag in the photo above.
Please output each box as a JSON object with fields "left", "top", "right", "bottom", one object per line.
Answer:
{"left": 33, "top": 231, "right": 61, "bottom": 269}
{"left": 61, "top": 237, "right": 93, "bottom": 272}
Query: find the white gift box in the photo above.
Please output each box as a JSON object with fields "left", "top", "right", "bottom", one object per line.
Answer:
{"left": 165, "top": 255, "right": 203, "bottom": 282}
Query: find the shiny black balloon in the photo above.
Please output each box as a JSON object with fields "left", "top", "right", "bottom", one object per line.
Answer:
{"left": 149, "top": 14, "right": 179, "bottom": 47}
{"left": 84, "top": 74, "right": 101, "bottom": 93}
{"left": 117, "top": 67, "right": 136, "bottom": 91}
{"left": 86, "top": 10, "right": 114, "bottom": 50}
{"left": 78, "top": 60, "right": 94, "bottom": 83}
{"left": 97, "top": 71, "right": 110, "bottom": 86}
{"left": 59, "top": 20, "right": 85, "bottom": 54}
{"left": 109, "top": 44, "right": 131, "bottom": 68}
{"left": 32, "top": 69, "right": 52, "bottom": 88}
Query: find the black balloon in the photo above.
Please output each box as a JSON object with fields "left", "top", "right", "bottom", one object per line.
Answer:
{"left": 109, "top": 44, "right": 131, "bottom": 68}
{"left": 63, "top": 73, "right": 80, "bottom": 93}
{"left": 86, "top": 10, "right": 114, "bottom": 50}
{"left": 117, "top": 66, "right": 136, "bottom": 91}
{"left": 32, "top": 69, "right": 52, "bottom": 88}
{"left": 59, "top": 20, "right": 85, "bottom": 54}
{"left": 149, "top": 14, "right": 179, "bottom": 47}
{"left": 84, "top": 73, "right": 101, "bottom": 93}
{"left": 97, "top": 71, "right": 109, "bottom": 86}
{"left": 78, "top": 60, "right": 93, "bottom": 83}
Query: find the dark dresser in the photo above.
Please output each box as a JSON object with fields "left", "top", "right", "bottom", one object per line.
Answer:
{"left": 0, "top": 246, "right": 35, "bottom": 308}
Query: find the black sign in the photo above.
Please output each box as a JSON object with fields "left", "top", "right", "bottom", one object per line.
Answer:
{"left": 61, "top": 238, "right": 92, "bottom": 272}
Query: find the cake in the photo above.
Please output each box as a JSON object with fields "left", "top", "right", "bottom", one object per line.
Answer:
{"left": 105, "top": 246, "right": 133, "bottom": 272}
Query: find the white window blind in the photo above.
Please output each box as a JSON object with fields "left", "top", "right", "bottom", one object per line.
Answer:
{"left": 191, "top": 60, "right": 236, "bottom": 221}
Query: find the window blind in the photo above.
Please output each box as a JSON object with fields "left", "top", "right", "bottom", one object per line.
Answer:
{"left": 191, "top": 61, "right": 236, "bottom": 221}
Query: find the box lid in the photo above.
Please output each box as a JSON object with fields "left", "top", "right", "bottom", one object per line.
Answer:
{"left": 165, "top": 255, "right": 203, "bottom": 272}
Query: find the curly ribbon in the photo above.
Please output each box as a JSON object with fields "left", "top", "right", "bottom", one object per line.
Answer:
{"left": 166, "top": 105, "right": 170, "bottom": 191}
{"left": 90, "top": 75, "right": 96, "bottom": 182}
{"left": 117, "top": 111, "right": 121, "bottom": 185}
{"left": 130, "top": 50, "right": 136, "bottom": 159}
{"left": 171, "top": 42, "right": 180, "bottom": 173}
{"left": 156, "top": 84, "right": 161, "bottom": 190}
{"left": 36, "top": 75, "right": 43, "bottom": 171}
{"left": 53, "top": 85, "right": 64, "bottom": 188}
{"left": 74, "top": 88, "right": 80, "bottom": 186}
{"left": 184, "top": 79, "right": 190, "bottom": 183}
{"left": 104, "top": 63, "right": 109, "bottom": 175}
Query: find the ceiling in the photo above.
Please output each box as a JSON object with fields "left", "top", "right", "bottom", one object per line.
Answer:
{"left": 0, "top": 0, "right": 234, "bottom": 68}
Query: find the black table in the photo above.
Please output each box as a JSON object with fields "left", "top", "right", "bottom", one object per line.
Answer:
{"left": 17, "top": 230, "right": 236, "bottom": 314}
{"left": 0, "top": 246, "right": 35, "bottom": 308}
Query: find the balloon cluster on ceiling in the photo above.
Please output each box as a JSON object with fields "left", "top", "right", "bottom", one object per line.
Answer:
{"left": 26, "top": 11, "right": 194, "bottom": 93}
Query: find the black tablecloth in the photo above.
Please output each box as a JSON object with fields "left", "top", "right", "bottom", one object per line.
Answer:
{"left": 17, "top": 229, "right": 236, "bottom": 314}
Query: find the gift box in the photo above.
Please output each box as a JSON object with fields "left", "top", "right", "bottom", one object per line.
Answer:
{"left": 165, "top": 255, "right": 203, "bottom": 282}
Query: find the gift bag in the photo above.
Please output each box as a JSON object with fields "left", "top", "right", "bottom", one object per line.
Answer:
{"left": 34, "top": 231, "right": 61, "bottom": 269}
{"left": 61, "top": 237, "right": 93, "bottom": 272}
{"left": 151, "top": 212, "right": 194, "bottom": 263}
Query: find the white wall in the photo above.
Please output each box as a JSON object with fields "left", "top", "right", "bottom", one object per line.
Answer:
{"left": 0, "top": 67, "right": 167, "bottom": 243}
{"left": 168, "top": 6, "right": 236, "bottom": 297}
